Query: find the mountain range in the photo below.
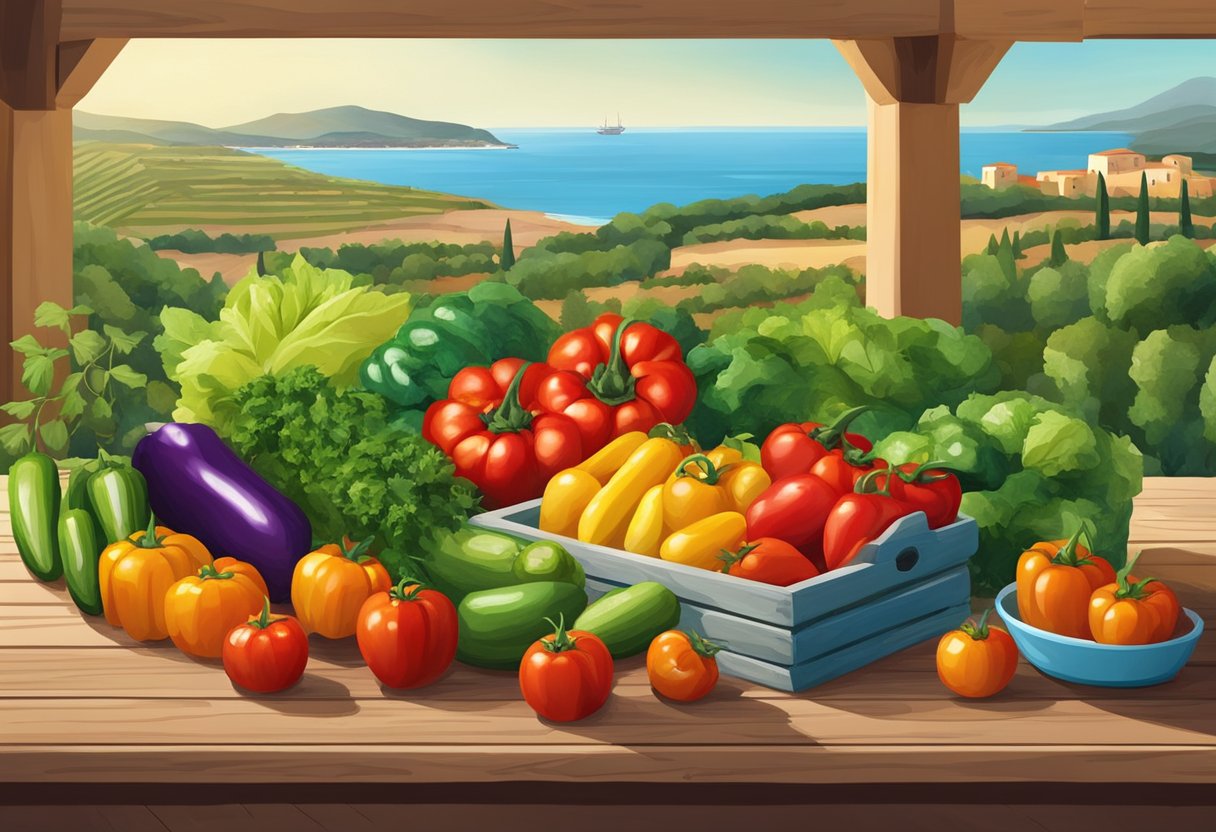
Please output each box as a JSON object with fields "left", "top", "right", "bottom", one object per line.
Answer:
{"left": 73, "top": 105, "right": 511, "bottom": 149}
{"left": 1032, "top": 76, "right": 1216, "bottom": 158}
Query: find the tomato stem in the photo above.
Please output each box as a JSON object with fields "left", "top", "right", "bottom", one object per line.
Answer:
{"left": 687, "top": 629, "right": 725, "bottom": 658}
{"left": 541, "top": 614, "right": 579, "bottom": 653}
{"left": 649, "top": 422, "right": 699, "bottom": 450}
{"left": 138, "top": 513, "right": 161, "bottom": 548}
{"left": 586, "top": 317, "right": 639, "bottom": 406}
{"left": 717, "top": 543, "right": 758, "bottom": 572}
{"left": 338, "top": 536, "right": 376, "bottom": 563}
{"left": 1113, "top": 551, "right": 1161, "bottom": 600}
{"left": 483, "top": 362, "right": 535, "bottom": 434}
{"left": 390, "top": 577, "right": 427, "bottom": 602}
{"left": 959, "top": 607, "right": 993, "bottom": 640}
{"left": 855, "top": 466, "right": 897, "bottom": 496}
{"left": 248, "top": 596, "right": 273, "bottom": 630}
{"left": 1051, "top": 523, "right": 1098, "bottom": 568}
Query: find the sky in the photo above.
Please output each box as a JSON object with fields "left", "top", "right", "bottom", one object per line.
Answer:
{"left": 78, "top": 38, "right": 1216, "bottom": 129}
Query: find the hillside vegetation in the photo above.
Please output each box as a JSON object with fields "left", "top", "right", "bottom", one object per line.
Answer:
{"left": 72, "top": 142, "right": 492, "bottom": 237}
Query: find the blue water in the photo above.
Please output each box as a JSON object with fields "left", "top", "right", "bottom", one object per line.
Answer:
{"left": 256, "top": 128, "right": 1132, "bottom": 224}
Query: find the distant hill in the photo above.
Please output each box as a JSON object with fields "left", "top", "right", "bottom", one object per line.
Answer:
{"left": 1030, "top": 76, "right": 1216, "bottom": 160}
{"left": 74, "top": 106, "right": 510, "bottom": 149}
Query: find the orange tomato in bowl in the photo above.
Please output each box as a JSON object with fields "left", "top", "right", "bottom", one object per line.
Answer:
{"left": 1016, "top": 526, "right": 1116, "bottom": 639}
{"left": 936, "top": 608, "right": 1019, "bottom": 698}
{"left": 1088, "top": 552, "right": 1181, "bottom": 645}
{"left": 646, "top": 629, "right": 722, "bottom": 702}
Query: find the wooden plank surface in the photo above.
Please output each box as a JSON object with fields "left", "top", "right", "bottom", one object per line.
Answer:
{"left": 1, "top": 477, "right": 1215, "bottom": 787}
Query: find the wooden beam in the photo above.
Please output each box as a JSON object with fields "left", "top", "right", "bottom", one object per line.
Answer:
{"left": 1, "top": 105, "right": 74, "bottom": 403}
{"left": 0, "top": 1, "right": 61, "bottom": 110}
{"left": 836, "top": 36, "right": 1008, "bottom": 323}
{"left": 56, "top": 38, "right": 126, "bottom": 107}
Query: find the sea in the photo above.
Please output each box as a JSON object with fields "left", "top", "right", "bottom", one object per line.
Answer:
{"left": 256, "top": 128, "right": 1133, "bottom": 226}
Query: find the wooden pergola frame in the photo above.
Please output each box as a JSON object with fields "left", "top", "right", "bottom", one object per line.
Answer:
{"left": 3, "top": 0, "right": 1216, "bottom": 402}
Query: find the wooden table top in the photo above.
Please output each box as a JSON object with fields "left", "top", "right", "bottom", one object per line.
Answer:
{"left": 1, "top": 475, "right": 1213, "bottom": 787}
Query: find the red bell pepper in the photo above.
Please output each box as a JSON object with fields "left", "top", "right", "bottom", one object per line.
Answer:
{"left": 538, "top": 314, "right": 696, "bottom": 453}
{"left": 760, "top": 406, "right": 873, "bottom": 481}
{"left": 423, "top": 360, "right": 583, "bottom": 509}
{"left": 822, "top": 468, "right": 915, "bottom": 571}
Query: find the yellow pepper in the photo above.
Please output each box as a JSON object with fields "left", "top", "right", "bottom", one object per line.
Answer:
{"left": 540, "top": 468, "right": 602, "bottom": 538}
{"left": 579, "top": 437, "right": 685, "bottom": 549}
{"left": 662, "top": 454, "right": 732, "bottom": 531}
{"left": 577, "top": 431, "right": 648, "bottom": 485}
{"left": 659, "top": 511, "right": 748, "bottom": 571}
{"left": 623, "top": 484, "right": 665, "bottom": 557}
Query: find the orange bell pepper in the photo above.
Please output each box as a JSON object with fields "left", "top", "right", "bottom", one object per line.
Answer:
{"left": 291, "top": 537, "right": 392, "bottom": 639}
{"left": 1016, "top": 525, "right": 1116, "bottom": 639}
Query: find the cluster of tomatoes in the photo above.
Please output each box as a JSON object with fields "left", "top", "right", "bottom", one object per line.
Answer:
{"left": 423, "top": 314, "right": 697, "bottom": 509}
{"left": 745, "top": 408, "right": 963, "bottom": 579}
{"left": 1017, "top": 528, "right": 1180, "bottom": 645}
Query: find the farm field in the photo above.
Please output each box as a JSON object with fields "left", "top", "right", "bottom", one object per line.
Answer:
{"left": 72, "top": 142, "right": 492, "bottom": 238}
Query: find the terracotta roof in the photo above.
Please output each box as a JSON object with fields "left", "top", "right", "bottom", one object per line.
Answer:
{"left": 1017, "top": 174, "right": 1039, "bottom": 187}
{"left": 984, "top": 162, "right": 1016, "bottom": 168}
{"left": 1091, "top": 148, "right": 1141, "bottom": 156}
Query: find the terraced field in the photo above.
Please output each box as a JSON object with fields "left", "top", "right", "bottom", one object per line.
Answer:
{"left": 72, "top": 142, "right": 493, "bottom": 238}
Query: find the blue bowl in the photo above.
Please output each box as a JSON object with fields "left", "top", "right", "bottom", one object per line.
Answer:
{"left": 994, "top": 583, "right": 1204, "bottom": 687}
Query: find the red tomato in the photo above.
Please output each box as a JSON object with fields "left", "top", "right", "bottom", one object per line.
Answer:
{"left": 540, "top": 314, "right": 696, "bottom": 450}
{"left": 424, "top": 360, "right": 584, "bottom": 508}
{"left": 357, "top": 580, "right": 458, "bottom": 689}
{"left": 810, "top": 449, "right": 883, "bottom": 495}
{"left": 519, "top": 618, "right": 614, "bottom": 722}
{"left": 222, "top": 599, "right": 309, "bottom": 694}
{"left": 822, "top": 470, "right": 915, "bottom": 570}
{"left": 760, "top": 406, "right": 872, "bottom": 481}
{"left": 744, "top": 474, "right": 839, "bottom": 554}
{"left": 883, "top": 463, "right": 963, "bottom": 529}
{"left": 720, "top": 538, "right": 820, "bottom": 586}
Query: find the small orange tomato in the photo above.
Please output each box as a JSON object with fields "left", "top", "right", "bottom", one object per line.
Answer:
{"left": 1089, "top": 552, "right": 1182, "bottom": 645}
{"left": 291, "top": 537, "right": 392, "bottom": 639}
{"left": 646, "top": 629, "right": 722, "bottom": 702}
{"left": 164, "top": 561, "right": 267, "bottom": 658}
{"left": 936, "top": 608, "right": 1019, "bottom": 698}
{"left": 1016, "top": 525, "right": 1116, "bottom": 639}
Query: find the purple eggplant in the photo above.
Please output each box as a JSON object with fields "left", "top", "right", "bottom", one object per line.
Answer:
{"left": 132, "top": 423, "right": 311, "bottom": 601}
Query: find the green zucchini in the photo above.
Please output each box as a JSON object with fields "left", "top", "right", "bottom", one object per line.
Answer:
{"left": 425, "top": 526, "right": 521, "bottom": 602}
{"left": 456, "top": 581, "right": 588, "bottom": 669}
{"left": 573, "top": 581, "right": 682, "bottom": 658}
{"left": 8, "top": 452, "right": 63, "bottom": 581}
{"left": 58, "top": 508, "right": 104, "bottom": 615}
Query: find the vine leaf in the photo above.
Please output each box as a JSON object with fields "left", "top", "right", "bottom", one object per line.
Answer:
{"left": 0, "top": 400, "right": 37, "bottom": 420}
{"left": 0, "top": 424, "right": 31, "bottom": 455}
{"left": 21, "top": 355, "right": 56, "bottom": 397}
{"left": 39, "top": 420, "right": 69, "bottom": 454}
{"left": 108, "top": 364, "right": 147, "bottom": 389}
{"left": 104, "top": 326, "right": 145, "bottom": 355}
{"left": 70, "top": 330, "right": 107, "bottom": 365}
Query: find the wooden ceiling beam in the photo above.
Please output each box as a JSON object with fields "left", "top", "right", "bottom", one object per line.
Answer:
{"left": 56, "top": 38, "right": 127, "bottom": 107}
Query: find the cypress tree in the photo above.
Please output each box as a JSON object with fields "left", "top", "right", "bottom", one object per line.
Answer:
{"left": 1012, "top": 230, "right": 1023, "bottom": 259}
{"left": 1135, "top": 171, "right": 1151, "bottom": 245}
{"left": 256, "top": 249, "right": 268, "bottom": 276}
{"left": 995, "top": 228, "right": 1016, "bottom": 281}
{"left": 986, "top": 233, "right": 999, "bottom": 255}
{"left": 1049, "top": 229, "right": 1067, "bottom": 266}
{"left": 500, "top": 219, "right": 516, "bottom": 270}
{"left": 1180, "top": 177, "right": 1194, "bottom": 238}
{"left": 1096, "top": 172, "right": 1110, "bottom": 240}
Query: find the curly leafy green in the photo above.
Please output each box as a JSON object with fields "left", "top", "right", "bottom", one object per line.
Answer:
{"left": 228, "top": 367, "right": 478, "bottom": 578}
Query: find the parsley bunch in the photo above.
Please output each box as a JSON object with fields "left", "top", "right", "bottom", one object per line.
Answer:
{"left": 229, "top": 367, "right": 478, "bottom": 576}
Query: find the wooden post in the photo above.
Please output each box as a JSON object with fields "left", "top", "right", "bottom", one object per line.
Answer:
{"left": 0, "top": 0, "right": 124, "bottom": 403}
{"left": 836, "top": 36, "right": 1010, "bottom": 323}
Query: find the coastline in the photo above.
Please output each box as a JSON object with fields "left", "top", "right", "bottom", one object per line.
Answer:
{"left": 233, "top": 144, "right": 518, "bottom": 151}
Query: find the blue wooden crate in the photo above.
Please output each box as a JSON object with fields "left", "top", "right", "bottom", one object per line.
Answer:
{"left": 471, "top": 499, "right": 977, "bottom": 692}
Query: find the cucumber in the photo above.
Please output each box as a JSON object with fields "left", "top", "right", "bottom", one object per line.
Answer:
{"left": 8, "top": 452, "right": 62, "bottom": 581}
{"left": 512, "top": 540, "right": 586, "bottom": 589}
{"left": 573, "top": 581, "right": 681, "bottom": 658}
{"left": 456, "top": 581, "right": 588, "bottom": 669}
{"left": 425, "top": 526, "right": 521, "bottom": 602}
{"left": 59, "top": 509, "right": 104, "bottom": 615}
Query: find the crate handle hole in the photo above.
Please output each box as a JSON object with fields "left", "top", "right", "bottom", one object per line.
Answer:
{"left": 895, "top": 548, "right": 919, "bottom": 572}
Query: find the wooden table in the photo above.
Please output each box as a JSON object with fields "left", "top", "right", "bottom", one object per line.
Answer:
{"left": 2, "top": 476, "right": 1215, "bottom": 831}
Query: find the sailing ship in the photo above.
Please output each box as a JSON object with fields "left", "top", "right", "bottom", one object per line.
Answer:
{"left": 596, "top": 114, "right": 625, "bottom": 135}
